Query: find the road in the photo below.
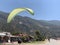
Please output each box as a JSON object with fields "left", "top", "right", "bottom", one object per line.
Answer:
{"left": 20, "top": 39, "right": 60, "bottom": 45}
{"left": 1, "top": 39, "right": 60, "bottom": 45}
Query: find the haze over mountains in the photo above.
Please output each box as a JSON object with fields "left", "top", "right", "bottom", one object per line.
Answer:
{"left": 0, "top": 11, "right": 60, "bottom": 38}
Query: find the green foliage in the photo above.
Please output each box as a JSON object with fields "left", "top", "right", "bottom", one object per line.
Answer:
{"left": 11, "top": 32, "right": 20, "bottom": 35}
{"left": 20, "top": 35, "right": 30, "bottom": 43}
{"left": 0, "top": 11, "right": 60, "bottom": 39}
{"left": 34, "top": 30, "right": 46, "bottom": 41}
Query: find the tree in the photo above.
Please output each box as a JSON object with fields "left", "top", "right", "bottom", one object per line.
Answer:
{"left": 11, "top": 32, "right": 20, "bottom": 35}
{"left": 35, "top": 30, "right": 46, "bottom": 41}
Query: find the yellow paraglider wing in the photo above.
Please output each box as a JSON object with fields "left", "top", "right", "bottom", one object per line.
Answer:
{"left": 7, "top": 8, "right": 34, "bottom": 23}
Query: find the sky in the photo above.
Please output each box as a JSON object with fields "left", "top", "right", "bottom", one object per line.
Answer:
{"left": 0, "top": 0, "right": 60, "bottom": 20}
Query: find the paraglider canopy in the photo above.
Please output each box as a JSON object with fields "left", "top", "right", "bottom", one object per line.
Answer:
{"left": 7, "top": 8, "right": 34, "bottom": 23}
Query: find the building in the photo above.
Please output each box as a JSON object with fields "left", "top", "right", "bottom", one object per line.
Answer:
{"left": 0, "top": 32, "right": 18, "bottom": 43}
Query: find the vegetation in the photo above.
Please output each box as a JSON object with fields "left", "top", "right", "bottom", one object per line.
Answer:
{"left": 34, "top": 30, "right": 46, "bottom": 41}
{"left": 0, "top": 11, "right": 60, "bottom": 39}
{"left": 11, "top": 32, "right": 20, "bottom": 35}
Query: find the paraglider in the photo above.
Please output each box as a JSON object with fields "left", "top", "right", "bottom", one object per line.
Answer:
{"left": 7, "top": 8, "right": 34, "bottom": 23}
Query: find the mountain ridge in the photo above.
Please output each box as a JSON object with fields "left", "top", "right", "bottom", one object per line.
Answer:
{"left": 0, "top": 11, "right": 60, "bottom": 38}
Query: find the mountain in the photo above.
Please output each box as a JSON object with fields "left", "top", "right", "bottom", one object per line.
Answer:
{"left": 48, "top": 20, "right": 60, "bottom": 26}
{"left": 0, "top": 11, "right": 60, "bottom": 38}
